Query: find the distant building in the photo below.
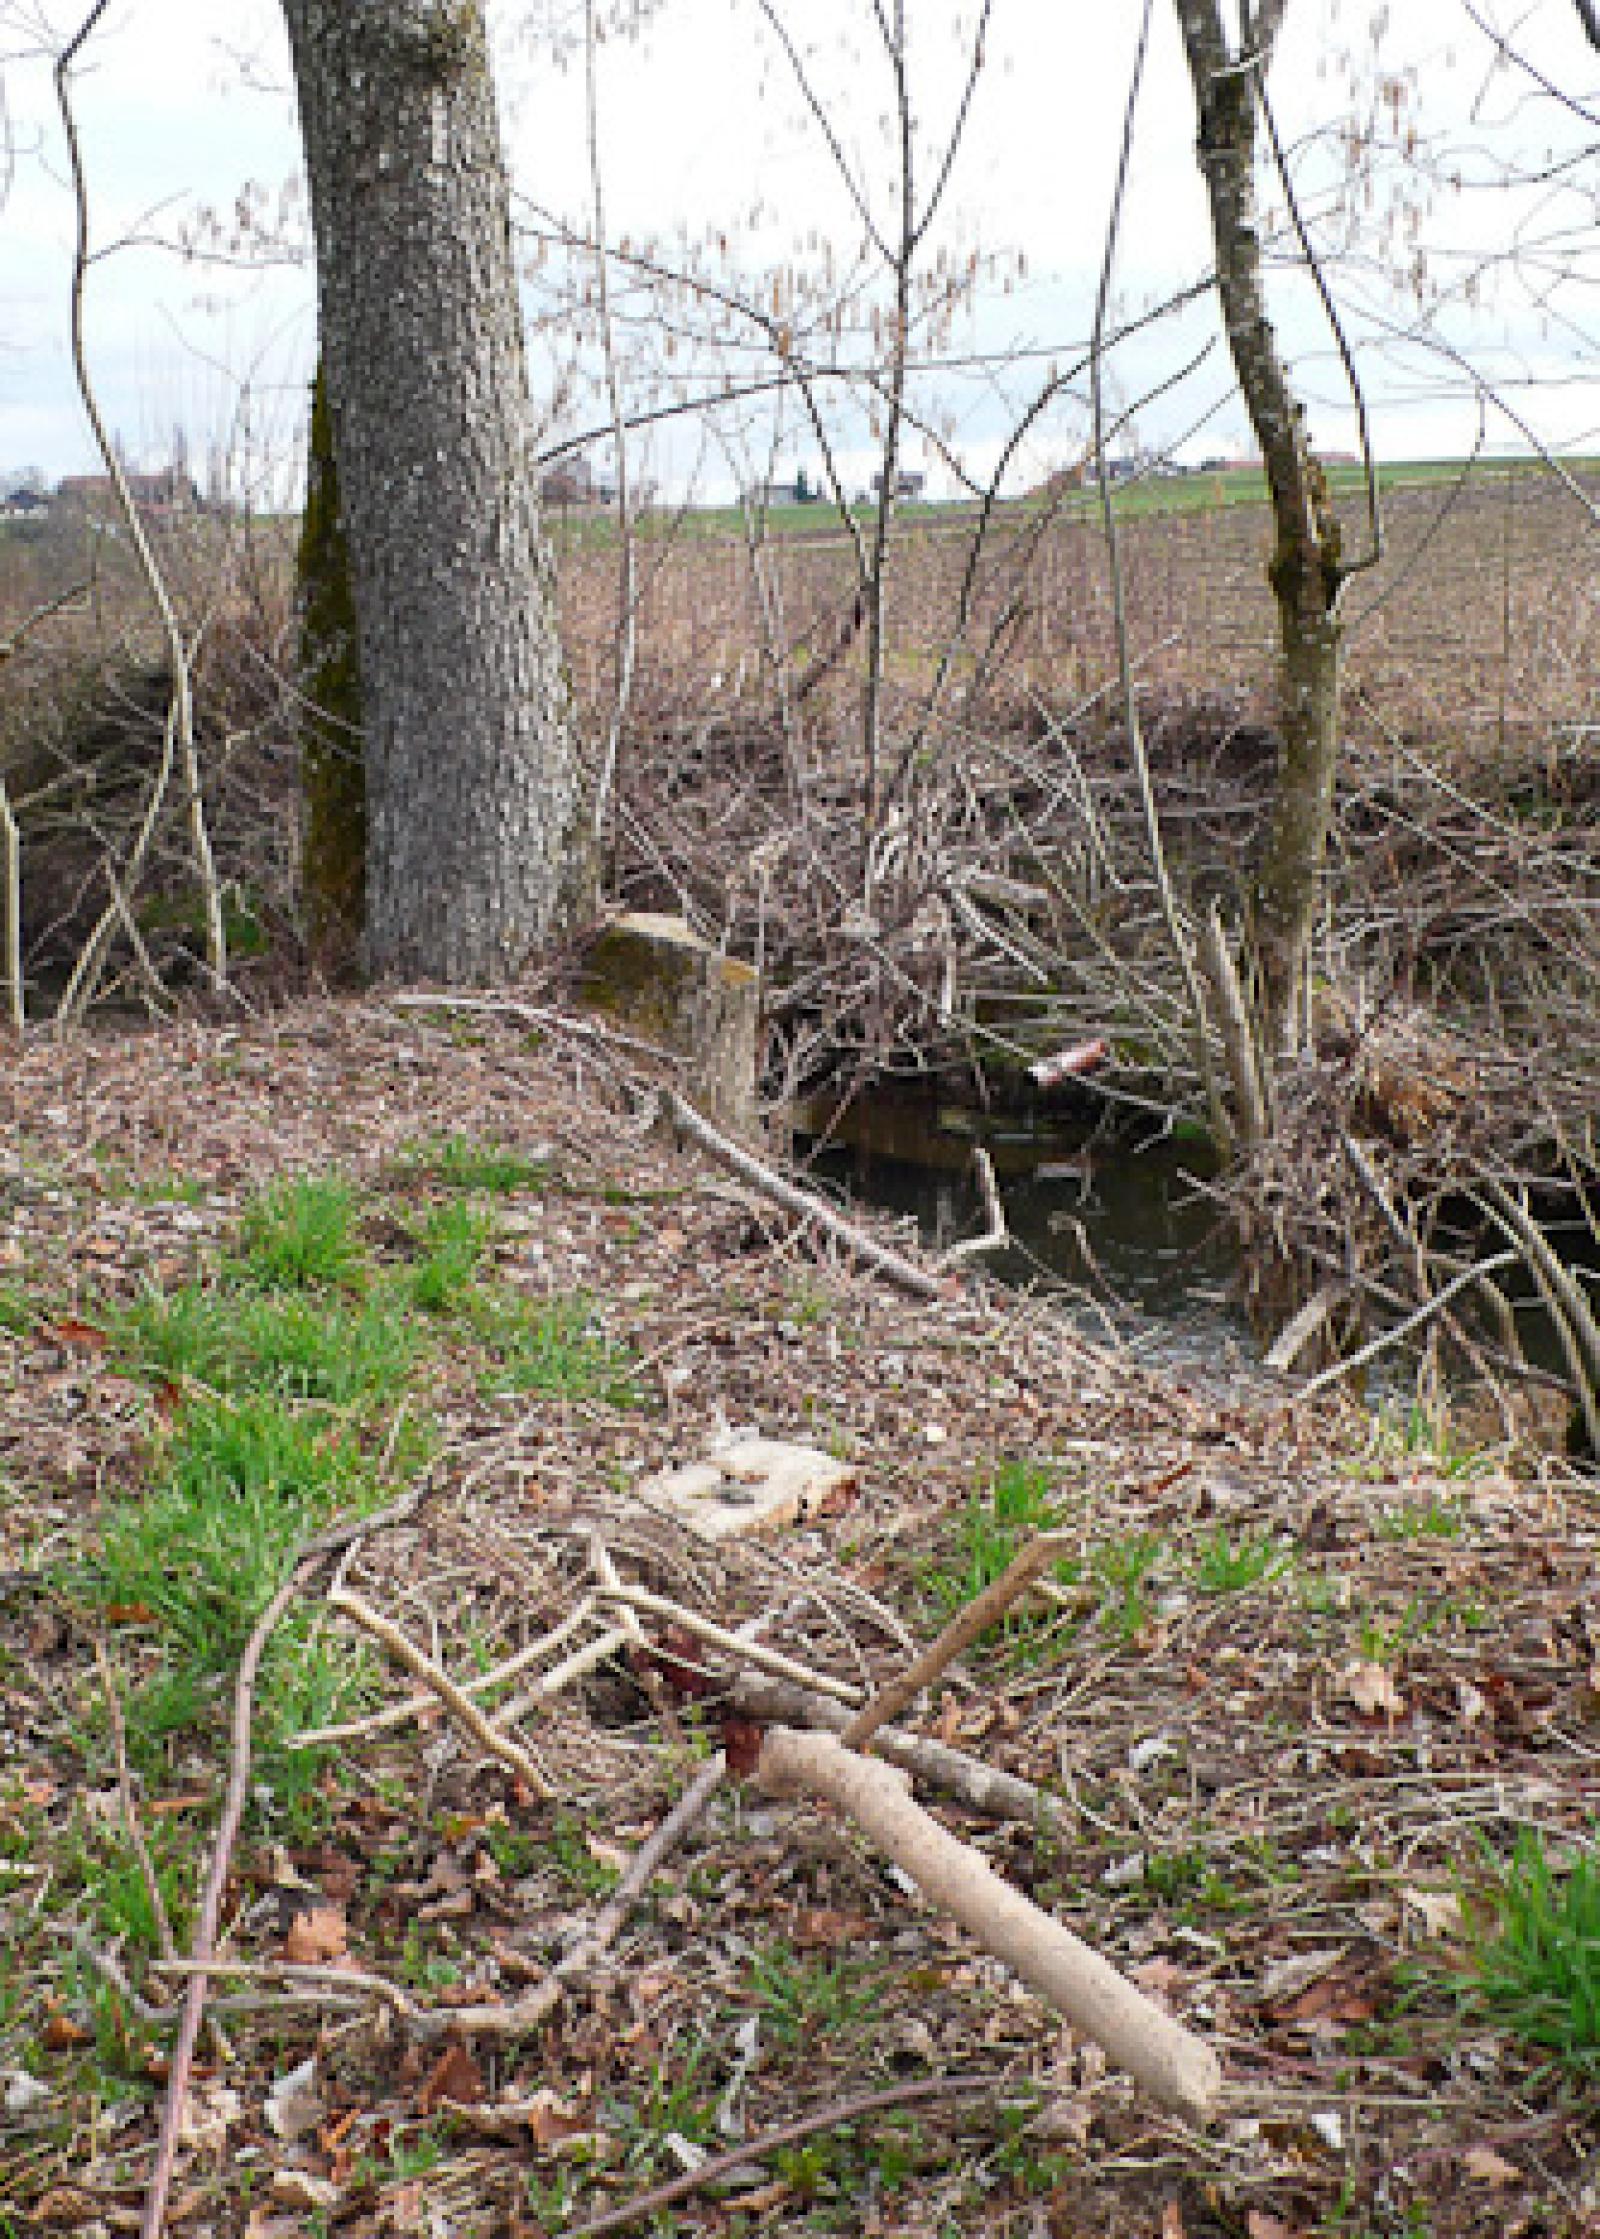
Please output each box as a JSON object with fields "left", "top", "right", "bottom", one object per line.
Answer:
{"left": 743, "top": 476, "right": 812, "bottom": 508}
{"left": 55, "top": 467, "right": 200, "bottom": 517}
{"left": 538, "top": 453, "right": 616, "bottom": 507}
{"left": 0, "top": 487, "right": 51, "bottom": 521}
{"left": 870, "top": 467, "right": 926, "bottom": 500}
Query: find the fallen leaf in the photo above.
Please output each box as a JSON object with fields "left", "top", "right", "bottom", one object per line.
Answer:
{"left": 1261, "top": 1949, "right": 1344, "bottom": 2009}
{"left": 1461, "top": 2145, "right": 1520, "bottom": 2187}
{"left": 281, "top": 1901, "right": 347, "bottom": 1965}
{"left": 41, "top": 2013, "right": 90, "bottom": 2051}
{"left": 269, "top": 2169, "right": 340, "bottom": 2211}
{"left": 1342, "top": 1660, "right": 1406, "bottom": 1719}
{"left": 52, "top": 1316, "right": 108, "bottom": 1352}
{"left": 720, "top": 1714, "right": 765, "bottom": 1778}
{"left": 417, "top": 2037, "right": 484, "bottom": 2115}
{"left": 1246, "top": 2215, "right": 1299, "bottom": 2239}
{"left": 263, "top": 2057, "right": 323, "bottom": 2142}
{"left": 178, "top": 2081, "right": 242, "bottom": 2154}
{"left": 1161, "top": 2199, "right": 1187, "bottom": 2238}
{"left": 1403, "top": 1887, "right": 1465, "bottom": 1940}
{"left": 525, "top": 2089, "right": 597, "bottom": 2150}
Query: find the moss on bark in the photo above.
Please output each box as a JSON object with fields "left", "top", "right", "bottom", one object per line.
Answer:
{"left": 297, "top": 360, "right": 366, "bottom": 976}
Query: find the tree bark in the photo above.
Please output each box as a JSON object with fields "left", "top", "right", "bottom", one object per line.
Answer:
{"left": 279, "top": 1, "right": 593, "bottom": 983}
{"left": 297, "top": 360, "right": 366, "bottom": 975}
{"left": 1176, "top": 0, "right": 1343, "bottom": 1055}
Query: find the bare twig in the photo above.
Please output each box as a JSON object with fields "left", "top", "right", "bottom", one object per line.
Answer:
{"left": 52, "top": 8, "right": 225, "bottom": 1006}
{"left": 940, "top": 1146, "right": 1008, "bottom": 1265}
{"left": 731, "top": 1671, "right": 1055, "bottom": 1826}
{"left": 667, "top": 1089, "right": 944, "bottom": 1300}
{"left": 1292, "top": 1252, "right": 1519, "bottom": 1406}
{"left": 287, "top": 1595, "right": 598, "bottom": 1749}
{"left": 139, "top": 1479, "right": 429, "bottom": 2239}
{"left": 326, "top": 1587, "right": 551, "bottom": 1796}
{"left": 842, "top": 1532, "right": 1072, "bottom": 1750}
{"left": 594, "top": 1578, "right": 864, "bottom": 1704}
{"left": 563, "top": 2074, "right": 1006, "bottom": 2238}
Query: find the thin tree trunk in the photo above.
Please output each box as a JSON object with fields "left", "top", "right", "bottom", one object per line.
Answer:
{"left": 1175, "top": 0, "right": 1344, "bottom": 1054}
{"left": 279, "top": 1, "right": 593, "bottom": 983}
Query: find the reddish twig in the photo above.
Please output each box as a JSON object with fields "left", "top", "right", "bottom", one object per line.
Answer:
{"left": 138, "top": 1485, "right": 427, "bottom": 2239}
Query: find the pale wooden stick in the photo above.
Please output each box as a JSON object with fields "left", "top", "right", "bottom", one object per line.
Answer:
{"left": 512, "top": 1622, "right": 631, "bottom": 1709}
{"left": 665, "top": 1088, "right": 944, "bottom": 1300}
{"left": 328, "top": 1588, "right": 549, "bottom": 1797}
{"left": 842, "top": 1532, "right": 1073, "bottom": 1751}
{"left": 593, "top": 1580, "right": 863, "bottom": 1704}
{"left": 941, "top": 1147, "right": 1009, "bottom": 1266}
{"left": 759, "top": 1729, "right": 1223, "bottom": 2123}
{"left": 289, "top": 1597, "right": 597, "bottom": 1748}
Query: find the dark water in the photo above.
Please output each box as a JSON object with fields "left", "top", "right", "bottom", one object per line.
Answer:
{"left": 799, "top": 1090, "right": 1593, "bottom": 1424}
{"left": 797, "top": 1090, "right": 1256, "bottom": 1379}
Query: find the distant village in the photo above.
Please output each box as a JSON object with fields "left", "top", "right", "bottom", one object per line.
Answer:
{"left": 2, "top": 440, "right": 1307, "bottom": 527}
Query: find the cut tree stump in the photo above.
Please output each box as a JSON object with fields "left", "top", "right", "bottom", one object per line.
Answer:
{"left": 582, "top": 911, "right": 759, "bottom": 1135}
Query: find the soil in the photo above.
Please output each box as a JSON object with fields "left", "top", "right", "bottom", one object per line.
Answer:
{"left": 2, "top": 994, "right": 1597, "bottom": 2239}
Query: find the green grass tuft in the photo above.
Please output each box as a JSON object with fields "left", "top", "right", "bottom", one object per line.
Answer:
{"left": 1191, "top": 1527, "right": 1290, "bottom": 1595}
{"left": 114, "top": 1284, "right": 415, "bottom": 1405}
{"left": 401, "top": 1133, "right": 551, "bottom": 1195}
{"left": 406, "top": 1198, "right": 494, "bottom": 1314}
{"left": 237, "top": 1171, "right": 364, "bottom": 1291}
{"left": 476, "top": 1292, "right": 641, "bottom": 1406}
{"left": 98, "top": 1395, "right": 369, "bottom": 1670}
{"left": 1463, "top": 1830, "right": 1600, "bottom": 2075}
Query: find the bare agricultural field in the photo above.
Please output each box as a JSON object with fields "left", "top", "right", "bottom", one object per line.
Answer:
{"left": 547, "top": 461, "right": 1600, "bottom": 768}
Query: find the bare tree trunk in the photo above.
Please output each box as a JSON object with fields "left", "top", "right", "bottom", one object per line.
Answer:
{"left": 1175, "top": 0, "right": 1344, "bottom": 1055}
{"left": 279, "top": 0, "right": 593, "bottom": 983}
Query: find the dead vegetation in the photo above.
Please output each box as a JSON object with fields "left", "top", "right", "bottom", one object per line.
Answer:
{"left": 3, "top": 997, "right": 1599, "bottom": 2238}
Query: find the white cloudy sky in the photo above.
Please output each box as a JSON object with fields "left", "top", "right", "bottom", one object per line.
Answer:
{"left": 1, "top": 0, "right": 1596, "bottom": 499}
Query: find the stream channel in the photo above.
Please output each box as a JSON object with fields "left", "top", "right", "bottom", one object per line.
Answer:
{"left": 799, "top": 1089, "right": 1593, "bottom": 1433}
{"left": 797, "top": 1087, "right": 1255, "bottom": 1389}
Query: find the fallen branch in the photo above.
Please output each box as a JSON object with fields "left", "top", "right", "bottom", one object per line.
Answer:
{"left": 563, "top": 2073, "right": 1006, "bottom": 2239}
{"left": 288, "top": 1596, "right": 598, "bottom": 1748}
{"left": 730, "top": 1672, "right": 1054, "bottom": 1826}
{"left": 843, "top": 1532, "right": 1073, "bottom": 1750}
{"left": 327, "top": 1587, "right": 551, "bottom": 1796}
{"left": 941, "top": 1146, "right": 1009, "bottom": 1266}
{"left": 1292, "top": 1251, "right": 1519, "bottom": 1406}
{"left": 666, "top": 1088, "right": 946, "bottom": 1300}
{"left": 759, "top": 1729, "right": 1223, "bottom": 2122}
{"left": 139, "top": 1479, "right": 430, "bottom": 2239}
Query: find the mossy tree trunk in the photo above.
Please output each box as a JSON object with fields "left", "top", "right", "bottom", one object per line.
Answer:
{"left": 298, "top": 360, "right": 366, "bottom": 975}
{"left": 279, "top": 0, "right": 594, "bottom": 983}
{"left": 1176, "top": 0, "right": 1345, "bottom": 1058}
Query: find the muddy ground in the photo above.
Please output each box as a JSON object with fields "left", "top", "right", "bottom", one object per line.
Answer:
{"left": 2, "top": 995, "right": 1597, "bottom": 2238}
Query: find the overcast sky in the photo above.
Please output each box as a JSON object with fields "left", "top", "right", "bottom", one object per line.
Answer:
{"left": 2, "top": 0, "right": 1596, "bottom": 500}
